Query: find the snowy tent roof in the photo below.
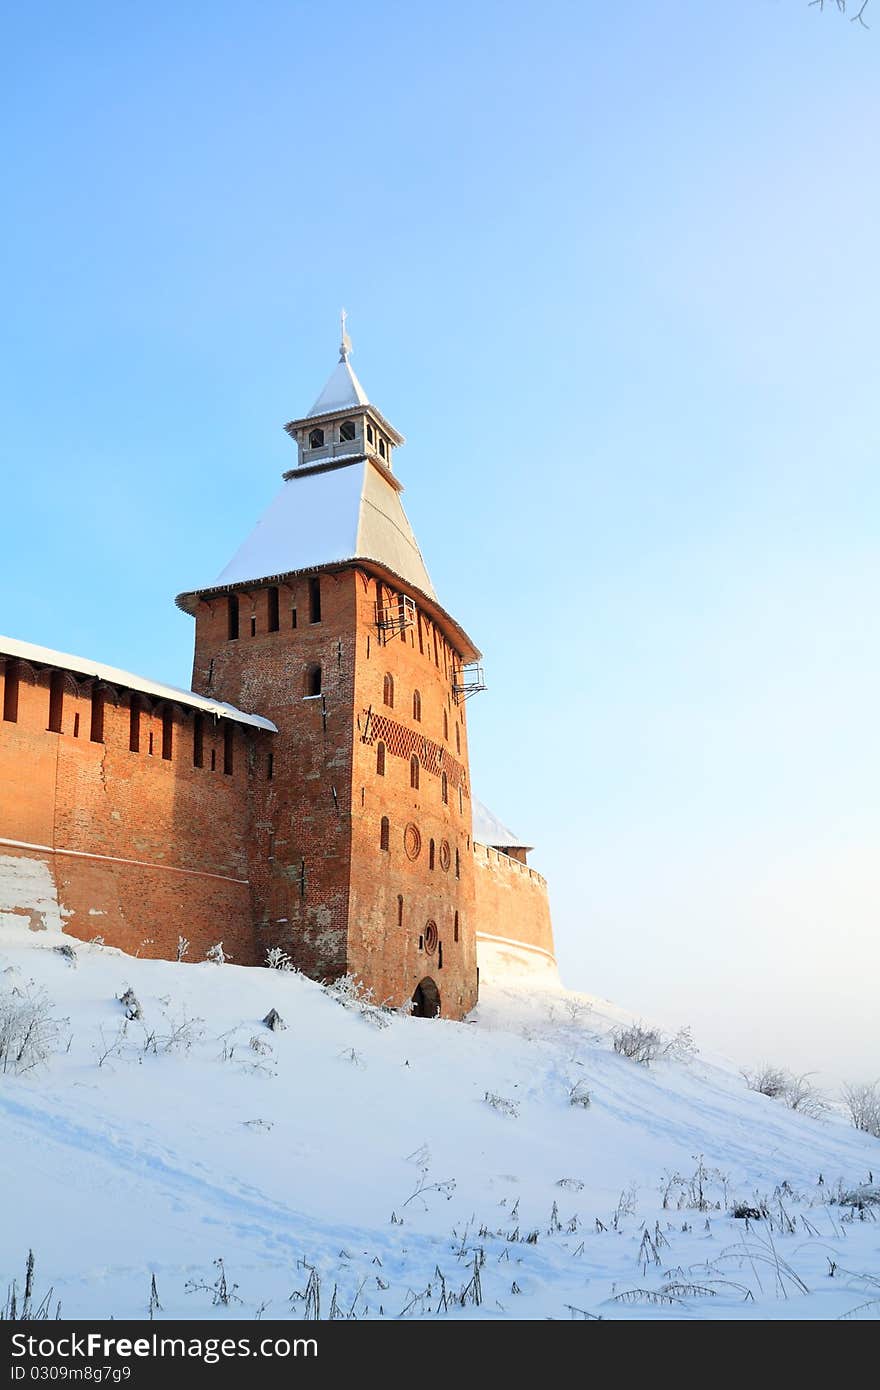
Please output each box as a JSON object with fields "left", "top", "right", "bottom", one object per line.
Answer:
{"left": 306, "top": 358, "right": 370, "bottom": 418}
{"left": 472, "top": 798, "right": 533, "bottom": 851}
{"left": 207, "top": 457, "right": 438, "bottom": 601}
{"left": 0, "top": 634, "right": 277, "bottom": 732}
{"left": 178, "top": 334, "right": 479, "bottom": 661}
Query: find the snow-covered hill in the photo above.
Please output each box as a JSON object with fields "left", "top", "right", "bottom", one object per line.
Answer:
{"left": 1, "top": 916, "right": 878, "bottom": 1322}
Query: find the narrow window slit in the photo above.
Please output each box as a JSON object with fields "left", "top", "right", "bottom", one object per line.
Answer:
{"left": 309, "top": 577, "right": 321, "bottom": 624}
{"left": 90, "top": 686, "right": 105, "bottom": 743}
{"left": 193, "top": 714, "right": 204, "bottom": 767}
{"left": 161, "top": 708, "right": 173, "bottom": 761}
{"left": 48, "top": 671, "right": 64, "bottom": 733}
{"left": 129, "top": 697, "right": 141, "bottom": 753}
{"left": 227, "top": 594, "right": 239, "bottom": 641}
{"left": 267, "top": 586, "right": 280, "bottom": 633}
{"left": 2, "top": 661, "right": 19, "bottom": 723}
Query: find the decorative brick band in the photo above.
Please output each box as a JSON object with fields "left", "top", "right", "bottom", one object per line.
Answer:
{"left": 361, "top": 710, "right": 469, "bottom": 796}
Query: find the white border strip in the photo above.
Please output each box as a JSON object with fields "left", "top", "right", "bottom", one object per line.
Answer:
{"left": 476, "top": 931, "right": 556, "bottom": 963}
{"left": 0, "top": 837, "right": 249, "bottom": 887}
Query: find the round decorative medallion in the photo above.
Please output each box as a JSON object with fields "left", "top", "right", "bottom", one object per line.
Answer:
{"left": 424, "top": 920, "right": 439, "bottom": 954}
{"left": 439, "top": 839, "right": 451, "bottom": 872}
{"left": 404, "top": 823, "right": 422, "bottom": 860}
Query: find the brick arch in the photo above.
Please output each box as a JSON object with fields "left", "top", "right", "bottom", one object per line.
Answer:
{"left": 412, "top": 977, "right": 440, "bottom": 1019}
{"left": 151, "top": 696, "right": 183, "bottom": 716}
{"left": 11, "top": 658, "right": 38, "bottom": 685}
{"left": 91, "top": 679, "right": 122, "bottom": 707}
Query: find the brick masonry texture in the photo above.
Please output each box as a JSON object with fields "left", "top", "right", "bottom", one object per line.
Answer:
{"left": 1, "top": 562, "right": 555, "bottom": 1018}
{"left": 473, "top": 844, "right": 556, "bottom": 965}
{"left": 0, "top": 660, "right": 262, "bottom": 963}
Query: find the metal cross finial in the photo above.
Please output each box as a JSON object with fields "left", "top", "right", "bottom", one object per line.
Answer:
{"left": 339, "top": 307, "right": 352, "bottom": 362}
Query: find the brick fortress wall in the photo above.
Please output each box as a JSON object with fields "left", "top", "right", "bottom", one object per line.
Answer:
{"left": 1, "top": 586, "right": 553, "bottom": 1011}
{"left": 472, "top": 841, "right": 556, "bottom": 975}
{"left": 0, "top": 655, "right": 266, "bottom": 963}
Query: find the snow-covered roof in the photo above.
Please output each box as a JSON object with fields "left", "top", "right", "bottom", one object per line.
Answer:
{"left": 0, "top": 634, "right": 277, "bottom": 732}
{"left": 307, "top": 358, "right": 369, "bottom": 418}
{"left": 472, "top": 798, "right": 533, "bottom": 851}
{"left": 210, "top": 457, "right": 438, "bottom": 601}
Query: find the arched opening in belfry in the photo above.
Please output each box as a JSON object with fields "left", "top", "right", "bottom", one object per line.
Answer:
{"left": 411, "top": 977, "right": 440, "bottom": 1019}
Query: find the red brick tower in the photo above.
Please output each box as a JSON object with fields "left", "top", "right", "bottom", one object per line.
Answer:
{"left": 176, "top": 321, "right": 482, "bottom": 1018}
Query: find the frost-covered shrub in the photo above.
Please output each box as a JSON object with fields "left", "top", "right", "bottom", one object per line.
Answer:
{"left": 324, "top": 973, "right": 391, "bottom": 1029}
{"left": 142, "top": 1011, "right": 205, "bottom": 1057}
{"left": 205, "top": 942, "right": 231, "bottom": 965}
{"left": 742, "top": 1064, "right": 789, "bottom": 1099}
{"left": 743, "top": 1064, "right": 828, "bottom": 1118}
{"left": 666, "top": 1026, "right": 698, "bottom": 1062}
{"left": 841, "top": 1081, "right": 880, "bottom": 1138}
{"left": 612, "top": 1024, "right": 664, "bottom": 1065}
{"left": 568, "top": 1081, "right": 592, "bottom": 1109}
{"left": 827, "top": 1181, "right": 880, "bottom": 1210}
{"left": 661, "top": 1156, "right": 727, "bottom": 1212}
{"left": 782, "top": 1073, "right": 828, "bottom": 1119}
{"left": 611, "top": 1022, "right": 697, "bottom": 1066}
{"left": 483, "top": 1091, "right": 519, "bottom": 1118}
{"left": 0, "top": 988, "right": 60, "bottom": 1075}
{"left": 265, "top": 946, "right": 294, "bottom": 972}
{"left": 562, "top": 998, "right": 591, "bottom": 1024}
{"left": 118, "top": 987, "right": 142, "bottom": 1021}
{"left": 176, "top": 936, "right": 189, "bottom": 962}
{"left": 2, "top": 1250, "right": 57, "bottom": 1321}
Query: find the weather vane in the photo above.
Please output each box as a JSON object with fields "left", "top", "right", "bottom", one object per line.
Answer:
{"left": 339, "top": 307, "right": 352, "bottom": 362}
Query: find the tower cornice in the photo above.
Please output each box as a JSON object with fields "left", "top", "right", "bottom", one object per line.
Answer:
{"left": 175, "top": 559, "right": 481, "bottom": 665}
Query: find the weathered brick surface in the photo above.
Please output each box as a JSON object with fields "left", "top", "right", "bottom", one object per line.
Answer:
{"left": 191, "top": 572, "right": 358, "bottom": 981}
{"left": 347, "top": 572, "right": 478, "bottom": 1016}
{"left": 0, "top": 659, "right": 263, "bottom": 963}
{"left": 1, "top": 551, "right": 554, "bottom": 1016}
{"left": 190, "top": 568, "right": 479, "bottom": 1015}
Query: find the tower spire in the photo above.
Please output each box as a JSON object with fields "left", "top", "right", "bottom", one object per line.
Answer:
{"left": 339, "top": 307, "right": 352, "bottom": 363}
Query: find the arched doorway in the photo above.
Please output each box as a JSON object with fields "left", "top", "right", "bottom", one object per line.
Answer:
{"left": 411, "top": 977, "right": 441, "bottom": 1019}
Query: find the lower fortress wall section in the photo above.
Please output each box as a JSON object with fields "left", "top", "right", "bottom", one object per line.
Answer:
{"left": 0, "top": 667, "right": 259, "bottom": 963}
{"left": 472, "top": 841, "right": 558, "bottom": 981}
{"left": 1, "top": 666, "right": 560, "bottom": 992}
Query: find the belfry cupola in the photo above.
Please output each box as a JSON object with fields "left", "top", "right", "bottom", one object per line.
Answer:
{"left": 283, "top": 310, "right": 404, "bottom": 475}
{"left": 176, "top": 313, "right": 482, "bottom": 665}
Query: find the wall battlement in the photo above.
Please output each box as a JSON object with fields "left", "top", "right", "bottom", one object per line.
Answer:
{"left": 0, "top": 652, "right": 265, "bottom": 963}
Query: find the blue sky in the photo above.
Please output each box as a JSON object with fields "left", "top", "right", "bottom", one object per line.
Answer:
{"left": 2, "top": 2, "right": 877, "bottom": 1081}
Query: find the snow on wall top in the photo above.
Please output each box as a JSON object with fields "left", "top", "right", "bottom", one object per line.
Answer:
{"left": 472, "top": 797, "right": 533, "bottom": 850}
{"left": 214, "top": 458, "right": 437, "bottom": 601}
{"left": 0, "top": 634, "right": 277, "bottom": 732}
{"left": 307, "top": 358, "right": 369, "bottom": 417}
